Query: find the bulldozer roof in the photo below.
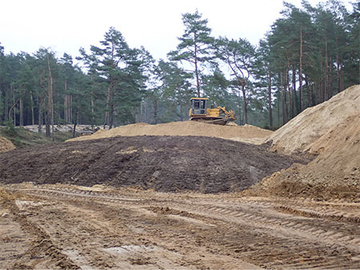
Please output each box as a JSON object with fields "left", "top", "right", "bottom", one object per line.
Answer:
{"left": 190, "top": 97, "right": 209, "bottom": 100}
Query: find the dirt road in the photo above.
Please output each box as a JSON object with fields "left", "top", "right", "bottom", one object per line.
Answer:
{"left": 1, "top": 184, "right": 360, "bottom": 269}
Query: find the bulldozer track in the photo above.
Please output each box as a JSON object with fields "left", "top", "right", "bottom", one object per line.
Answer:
{"left": 5, "top": 185, "right": 360, "bottom": 269}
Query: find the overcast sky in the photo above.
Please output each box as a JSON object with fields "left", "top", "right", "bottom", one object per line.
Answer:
{"left": 0, "top": 0, "right": 354, "bottom": 60}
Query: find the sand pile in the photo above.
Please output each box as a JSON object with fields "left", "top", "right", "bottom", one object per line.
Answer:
{"left": 250, "top": 85, "right": 360, "bottom": 201}
{"left": 267, "top": 85, "right": 360, "bottom": 154}
{"left": 68, "top": 121, "right": 273, "bottom": 144}
{"left": 0, "top": 136, "right": 15, "bottom": 153}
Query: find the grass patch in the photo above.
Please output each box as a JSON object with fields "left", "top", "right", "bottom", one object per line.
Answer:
{"left": 0, "top": 124, "right": 73, "bottom": 149}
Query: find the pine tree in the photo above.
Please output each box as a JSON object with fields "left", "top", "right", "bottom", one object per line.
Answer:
{"left": 168, "top": 10, "right": 214, "bottom": 97}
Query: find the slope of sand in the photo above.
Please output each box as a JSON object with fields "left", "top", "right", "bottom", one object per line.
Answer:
{"left": 250, "top": 85, "right": 360, "bottom": 201}
{"left": 0, "top": 136, "right": 16, "bottom": 153}
{"left": 267, "top": 85, "right": 360, "bottom": 154}
{"left": 68, "top": 121, "right": 273, "bottom": 145}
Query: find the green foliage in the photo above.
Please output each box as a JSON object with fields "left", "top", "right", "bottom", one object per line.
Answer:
{"left": 0, "top": 1, "right": 358, "bottom": 130}
{"left": 3, "top": 120, "right": 16, "bottom": 136}
{"left": 0, "top": 125, "right": 72, "bottom": 148}
{"left": 168, "top": 10, "right": 215, "bottom": 97}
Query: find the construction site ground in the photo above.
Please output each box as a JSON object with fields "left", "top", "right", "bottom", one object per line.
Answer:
{"left": 1, "top": 184, "right": 360, "bottom": 269}
{"left": 1, "top": 85, "right": 360, "bottom": 269}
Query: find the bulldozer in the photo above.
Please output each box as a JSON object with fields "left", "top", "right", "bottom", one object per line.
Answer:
{"left": 189, "top": 97, "right": 236, "bottom": 125}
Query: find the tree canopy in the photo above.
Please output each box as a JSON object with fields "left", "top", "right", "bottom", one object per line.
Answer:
{"left": 0, "top": 1, "right": 359, "bottom": 132}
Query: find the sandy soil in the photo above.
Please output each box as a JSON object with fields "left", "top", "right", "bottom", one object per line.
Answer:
{"left": 1, "top": 86, "right": 359, "bottom": 269}
{"left": 1, "top": 184, "right": 360, "bottom": 269}
{"left": 0, "top": 136, "right": 15, "bottom": 153}
{"left": 251, "top": 85, "right": 360, "bottom": 200}
{"left": 267, "top": 85, "right": 360, "bottom": 155}
{"left": 67, "top": 121, "right": 273, "bottom": 145}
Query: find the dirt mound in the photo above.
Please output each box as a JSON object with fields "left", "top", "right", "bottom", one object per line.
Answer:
{"left": 267, "top": 85, "right": 360, "bottom": 154}
{"left": 249, "top": 85, "right": 360, "bottom": 201}
{"left": 0, "top": 136, "right": 16, "bottom": 152}
{"left": 0, "top": 136, "right": 305, "bottom": 193}
{"left": 68, "top": 121, "right": 273, "bottom": 145}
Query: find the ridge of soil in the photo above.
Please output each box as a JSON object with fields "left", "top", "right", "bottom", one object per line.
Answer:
{"left": 0, "top": 136, "right": 306, "bottom": 193}
{"left": 67, "top": 121, "right": 273, "bottom": 145}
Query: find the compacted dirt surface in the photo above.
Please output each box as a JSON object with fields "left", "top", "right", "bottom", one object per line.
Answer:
{"left": 1, "top": 86, "right": 360, "bottom": 269}
{"left": 1, "top": 184, "right": 360, "bottom": 270}
{"left": 0, "top": 136, "right": 305, "bottom": 193}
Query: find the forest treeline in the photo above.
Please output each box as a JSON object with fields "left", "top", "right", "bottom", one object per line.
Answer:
{"left": 0, "top": 0, "right": 359, "bottom": 136}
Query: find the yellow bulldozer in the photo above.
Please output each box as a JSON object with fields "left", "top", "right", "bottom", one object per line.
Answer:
{"left": 189, "top": 97, "right": 236, "bottom": 125}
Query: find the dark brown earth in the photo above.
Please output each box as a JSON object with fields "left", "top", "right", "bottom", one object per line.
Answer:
{"left": 0, "top": 136, "right": 308, "bottom": 193}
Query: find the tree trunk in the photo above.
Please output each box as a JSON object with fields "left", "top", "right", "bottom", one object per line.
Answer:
{"left": 38, "top": 96, "right": 43, "bottom": 133}
{"left": 4, "top": 86, "right": 9, "bottom": 122}
{"left": 91, "top": 92, "right": 95, "bottom": 131}
{"left": 64, "top": 80, "right": 72, "bottom": 123}
{"left": 72, "top": 109, "right": 79, "bottom": 138}
{"left": 9, "top": 96, "right": 19, "bottom": 126}
{"left": 238, "top": 99, "right": 243, "bottom": 125}
{"left": 286, "top": 64, "right": 292, "bottom": 120}
{"left": 319, "top": 61, "right": 324, "bottom": 103}
{"left": 179, "top": 103, "right": 184, "bottom": 121}
{"left": 64, "top": 80, "right": 68, "bottom": 122}
{"left": 277, "top": 90, "right": 280, "bottom": 126}
{"left": 104, "top": 85, "right": 111, "bottom": 129}
{"left": 139, "top": 100, "right": 143, "bottom": 123}
{"left": 90, "top": 76, "right": 95, "bottom": 131}
{"left": 30, "top": 91, "right": 35, "bottom": 125}
{"left": 281, "top": 72, "right": 288, "bottom": 124}
{"left": 336, "top": 37, "right": 341, "bottom": 93}
{"left": 12, "top": 91, "right": 16, "bottom": 126}
{"left": 241, "top": 85, "right": 248, "bottom": 125}
{"left": 299, "top": 28, "right": 303, "bottom": 112}
{"left": 305, "top": 74, "right": 311, "bottom": 107}
{"left": 324, "top": 39, "right": 328, "bottom": 101}
{"left": 329, "top": 56, "right": 333, "bottom": 99}
{"left": 194, "top": 38, "right": 201, "bottom": 97}
{"left": 109, "top": 100, "right": 114, "bottom": 129}
{"left": 19, "top": 93, "right": 24, "bottom": 127}
{"left": 341, "top": 65, "right": 345, "bottom": 91}
{"left": 267, "top": 71, "right": 273, "bottom": 127}
{"left": 46, "top": 54, "right": 54, "bottom": 138}
{"left": 45, "top": 111, "right": 51, "bottom": 137}
{"left": 153, "top": 99, "right": 158, "bottom": 124}
{"left": 292, "top": 67, "right": 298, "bottom": 115}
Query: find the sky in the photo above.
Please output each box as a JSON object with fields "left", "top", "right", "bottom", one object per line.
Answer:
{"left": 0, "top": 0, "right": 354, "bottom": 61}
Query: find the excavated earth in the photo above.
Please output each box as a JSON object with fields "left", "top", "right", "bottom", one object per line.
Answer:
{"left": 247, "top": 85, "right": 360, "bottom": 201}
{"left": 1, "top": 86, "right": 360, "bottom": 269}
{"left": 0, "top": 136, "right": 15, "bottom": 153}
{"left": 0, "top": 136, "right": 305, "bottom": 193}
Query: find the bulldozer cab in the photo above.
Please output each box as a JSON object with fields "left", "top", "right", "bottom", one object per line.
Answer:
{"left": 189, "top": 97, "right": 236, "bottom": 125}
{"left": 190, "top": 98, "right": 208, "bottom": 115}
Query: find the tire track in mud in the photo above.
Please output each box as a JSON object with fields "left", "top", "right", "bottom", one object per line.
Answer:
{"left": 2, "top": 196, "right": 79, "bottom": 269}
{"left": 11, "top": 186, "right": 360, "bottom": 269}
{"left": 170, "top": 202, "right": 360, "bottom": 269}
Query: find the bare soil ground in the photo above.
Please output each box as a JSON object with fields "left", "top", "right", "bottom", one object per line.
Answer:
{"left": 1, "top": 86, "right": 359, "bottom": 269}
{"left": 67, "top": 121, "right": 273, "bottom": 145}
{"left": 0, "top": 136, "right": 305, "bottom": 193}
{"left": 252, "top": 85, "right": 360, "bottom": 201}
{"left": 0, "top": 136, "right": 15, "bottom": 153}
{"left": 1, "top": 184, "right": 360, "bottom": 269}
